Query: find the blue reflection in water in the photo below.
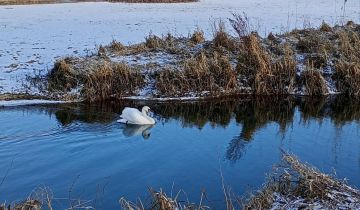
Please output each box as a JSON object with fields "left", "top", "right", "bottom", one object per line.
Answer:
{"left": 0, "top": 96, "right": 359, "bottom": 209}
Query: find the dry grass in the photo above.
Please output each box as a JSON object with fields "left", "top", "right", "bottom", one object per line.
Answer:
{"left": 334, "top": 30, "right": 360, "bottom": 95}
{"left": 319, "top": 21, "right": 333, "bottom": 32}
{"left": 212, "top": 20, "right": 237, "bottom": 51}
{"left": 109, "top": 40, "right": 126, "bottom": 52}
{"left": 244, "top": 153, "right": 360, "bottom": 209}
{"left": 190, "top": 28, "right": 205, "bottom": 44}
{"left": 120, "top": 188, "right": 208, "bottom": 210}
{"left": 48, "top": 58, "right": 79, "bottom": 92}
{"left": 301, "top": 63, "right": 329, "bottom": 96}
{"left": 155, "top": 51, "right": 238, "bottom": 97}
{"left": 237, "top": 34, "right": 296, "bottom": 94}
{"left": 145, "top": 33, "right": 175, "bottom": 50}
{"left": 44, "top": 20, "right": 360, "bottom": 100}
{"left": 82, "top": 62, "right": 145, "bottom": 101}
{"left": 47, "top": 58, "right": 144, "bottom": 101}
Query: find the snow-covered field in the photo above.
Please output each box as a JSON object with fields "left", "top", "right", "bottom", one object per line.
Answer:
{"left": 0, "top": 0, "right": 359, "bottom": 94}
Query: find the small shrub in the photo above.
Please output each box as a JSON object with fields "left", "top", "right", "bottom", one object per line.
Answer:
{"left": 228, "top": 12, "right": 250, "bottom": 39}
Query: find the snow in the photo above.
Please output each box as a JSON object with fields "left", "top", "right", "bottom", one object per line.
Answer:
{"left": 0, "top": 0, "right": 359, "bottom": 95}
{"left": 0, "top": 99, "right": 66, "bottom": 107}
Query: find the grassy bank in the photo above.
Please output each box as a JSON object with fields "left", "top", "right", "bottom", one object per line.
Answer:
{"left": 41, "top": 17, "right": 360, "bottom": 102}
{"left": 2, "top": 153, "right": 359, "bottom": 209}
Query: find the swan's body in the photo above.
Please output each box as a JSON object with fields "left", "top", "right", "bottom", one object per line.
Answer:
{"left": 117, "top": 106, "right": 155, "bottom": 125}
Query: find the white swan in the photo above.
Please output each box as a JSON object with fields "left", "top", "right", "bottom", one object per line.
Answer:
{"left": 117, "top": 106, "right": 155, "bottom": 125}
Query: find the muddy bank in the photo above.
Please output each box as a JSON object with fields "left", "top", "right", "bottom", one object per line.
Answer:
{"left": 38, "top": 19, "right": 360, "bottom": 102}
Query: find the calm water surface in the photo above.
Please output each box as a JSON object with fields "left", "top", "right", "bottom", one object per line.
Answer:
{"left": 0, "top": 96, "right": 359, "bottom": 209}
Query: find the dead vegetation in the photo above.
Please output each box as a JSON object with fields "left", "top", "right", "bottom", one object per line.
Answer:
{"left": 155, "top": 51, "right": 238, "bottom": 97}
{"left": 333, "top": 30, "right": 360, "bottom": 96}
{"left": 118, "top": 153, "right": 360, "bottom": 210}
{"left": 301, "top": 63, "right": 329, "bottom": 95}
{"left": 190, "top": 28, "right": 205, "bottom": 44}
{"left": 48, "top": 58, "right": 144, "bottom": 101}
{"left": 212, "top": 20, "right": 237, "bottom": 51}
{"left": 237, "top": 34, "right": 296, "bottom": 95}
{"left": 244, "top": 153, "right": 360, "bottom": 209}
{"left": 43, "top": 17, "right": 360, "bottom": 101}
{"left": 82, "top": 62, "right": 145, "bottom": 101}
{"left": 48, "top": 58, "right": 79, "bottom": 92}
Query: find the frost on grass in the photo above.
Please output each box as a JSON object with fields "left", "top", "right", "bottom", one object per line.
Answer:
{"left": 43, "top": 20, "right": 360, "bottom": 101}
{"left": 244, "top": 153, "right": 360, "bottom": 210}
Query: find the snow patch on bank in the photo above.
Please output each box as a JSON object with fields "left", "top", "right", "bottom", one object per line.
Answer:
{"left": 1, "top": 0, "right": 359, "bottom": 95}
{"left": 0, "top": 99, "right": 66, "bottom": 107}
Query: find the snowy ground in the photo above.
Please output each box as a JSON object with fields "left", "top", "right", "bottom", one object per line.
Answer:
{"left": 0, "top": 0, "right": 359, "bottom": 95}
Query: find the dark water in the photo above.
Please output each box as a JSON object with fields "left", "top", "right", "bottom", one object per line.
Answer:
{"left": 0, "top": 96, "right": 359, "bottom": 209}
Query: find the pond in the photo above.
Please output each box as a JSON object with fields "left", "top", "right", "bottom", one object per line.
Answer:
{"left": 0, "top": 96, "right": 359, "bottom": 209}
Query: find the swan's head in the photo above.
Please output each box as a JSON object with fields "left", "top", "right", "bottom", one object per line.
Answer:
{"left": 142, "top": 106, "right": 151, "bottom": 115}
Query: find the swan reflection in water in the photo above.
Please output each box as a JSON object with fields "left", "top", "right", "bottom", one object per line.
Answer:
{"left": 120, "top": 124, "right": 154, "bottom": 139}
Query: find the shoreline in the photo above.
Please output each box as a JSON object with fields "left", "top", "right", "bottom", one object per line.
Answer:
{"left": 0, "top": 0, "right": 198, "bottom": 5}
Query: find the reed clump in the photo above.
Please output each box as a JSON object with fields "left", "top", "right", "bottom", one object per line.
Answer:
{"left": 213, "top": 20, "right": 237, "bottom": 51}
{"left": 109, "top": 40, "right": 125, "bottom": 52}
{"left": 244, "top": 153, "right": 360, "bottom": 209}
{"left": 48, "top": 58, "right": 79, "bottom": 92}
{"left": 47, "top": 58, "right": 144, "bottom": 101}
{"left": 82, "top": 62, "right": 145, "bottom": 101}
{"left": 334, "top": 30, "right": 360, "bottom": 95}
{"left": 190, "top": 28, "right": 205, "bottom": 44}
{"left": 237, "top": 34, "right": 296, "bottom": 94}
{"left": 145, "top": 34, "right": 176, "bottom": 50}
{"left": 301, "top": 64, "right": 329, "bottom": 96}
{"left": 155, "top": 51, "right": 238, "bottom": 97}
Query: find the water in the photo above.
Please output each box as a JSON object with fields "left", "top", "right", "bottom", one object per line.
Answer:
{"left": 0, "top": 96, "right": 359, "bottom": 209}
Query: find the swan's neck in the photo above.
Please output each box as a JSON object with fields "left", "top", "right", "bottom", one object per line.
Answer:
{"left": 141, "top": 111, "right": 155, "bottom": 124}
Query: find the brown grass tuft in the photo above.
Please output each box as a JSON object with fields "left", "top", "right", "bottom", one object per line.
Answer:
{"left": 334, "top": 30, "right": 360, "bottom": 95}
{"left": 213, "top": 20, "right": 237, "bottom": 51}
{"left": 109, "top": 40, "right": 125, "bottom": 52}
{"left": 190, "top": 28, "right": 205, "bottom": 44}
{"left": 48, "top": 58, "right": 78, "bottom": 92}
{"left": 155, "top": 51, "right": 238, "bottom": 96}
{"left": 319, "top": 21, "right": 332, "bottom": 32}
{"left": 98, "top": 45, "right": 106, "bottom": 57}
{"left": 237, "top": 35, "right": 296, "bottom": 94}
{"left": 301, "top": 64, "right": 329, "bottom": 96}
{"left": 244, "top": 153, "right": 360, "bottom": 209}
{"left": 83, "top": 62, "right": 145, "bottom": 101}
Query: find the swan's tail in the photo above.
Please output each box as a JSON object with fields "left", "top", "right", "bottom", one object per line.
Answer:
{"left": 117, "top": 118, "right": 128, "bottom": 124}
